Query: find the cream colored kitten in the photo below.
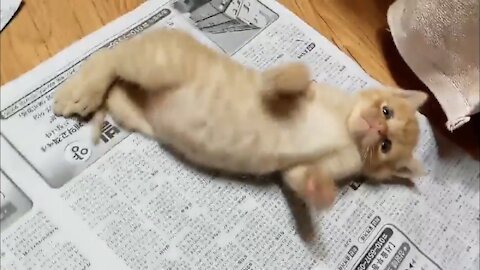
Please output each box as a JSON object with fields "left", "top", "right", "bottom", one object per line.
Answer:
{"left": 53, "top": 28, "right": 427, "bottom": 209}
{"left": 282, "top": 86, "right": 427, "bottom": 207}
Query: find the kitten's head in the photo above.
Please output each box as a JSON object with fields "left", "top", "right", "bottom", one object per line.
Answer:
{"left": 347, "top": 87, "right": 428, "bottom": 181}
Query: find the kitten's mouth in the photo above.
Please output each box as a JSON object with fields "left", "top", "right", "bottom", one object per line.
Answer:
{"left": 358, "top": 116, "right": 371, "bottom": 133}
{"left": 348, "top": 113, "right": 379, "bottom": 146}
{"left": 358, "top": 115, "right": 381, "bottom": 144}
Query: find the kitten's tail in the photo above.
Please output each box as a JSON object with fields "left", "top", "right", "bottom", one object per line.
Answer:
{"left": 261, "top": 62, "right": 312, "bottom": 99}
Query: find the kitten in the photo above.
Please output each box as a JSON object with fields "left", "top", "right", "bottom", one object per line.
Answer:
{"left": 53, "top": 28, "right": 427, "bottom": 209}
{"left": 282, "top": 86, "right": 427, "bottom": 207}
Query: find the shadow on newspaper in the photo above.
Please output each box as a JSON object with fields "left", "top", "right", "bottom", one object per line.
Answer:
{"left": 159, "top": 142, "right": 319, "bottom": 242}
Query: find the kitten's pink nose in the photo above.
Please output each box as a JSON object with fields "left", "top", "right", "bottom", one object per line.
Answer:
{"left": 373, "top": 122, "right": 387, "bottom": 136}
{"left": 367, "top": 120, "right": 387, "bottom": 136}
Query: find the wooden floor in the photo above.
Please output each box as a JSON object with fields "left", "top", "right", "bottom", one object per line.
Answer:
{"left": 1, "top": 0, "right": 478, "bottom": 158}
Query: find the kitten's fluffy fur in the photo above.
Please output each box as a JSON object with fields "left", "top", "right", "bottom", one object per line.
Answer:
{"left": 53, "top": 29, "right": 427, "bottom": 208}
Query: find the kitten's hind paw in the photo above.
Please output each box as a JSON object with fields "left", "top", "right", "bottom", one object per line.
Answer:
{"left": 304, "top": 169, "right": 337, "bottom": 210}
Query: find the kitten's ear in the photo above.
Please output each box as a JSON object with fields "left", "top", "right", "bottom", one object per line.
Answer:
{"left": 393, "top": 157, "right": 426, "bottom": 179}
{"left": 394, "top": 89, "right": 428, "bottom": 110}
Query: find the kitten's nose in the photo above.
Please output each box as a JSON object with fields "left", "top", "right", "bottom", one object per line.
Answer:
{"left": 375, "top": 122, "right": 387, "bottom": 136}
{"left": 365, "top": 117, "right": 387, "bottom": 136}
{"left": 368, "top": 120, "right": 386, "bottom": 136}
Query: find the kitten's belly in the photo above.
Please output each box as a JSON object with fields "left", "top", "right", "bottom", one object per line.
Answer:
{"left": 145, "top": 88, "right": 350, "bottom": 174}
{"left": 148, "top": 108, "right": 284, "bottom": 173}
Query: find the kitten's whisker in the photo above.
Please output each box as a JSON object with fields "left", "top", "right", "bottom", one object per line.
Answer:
{"left": 362, "top": 146, "right": 370, "bottom": 161}
{"left": 365, "top": 146, "right": 372, "bottom": 166}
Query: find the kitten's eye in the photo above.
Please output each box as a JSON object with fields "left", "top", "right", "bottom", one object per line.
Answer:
{"left": 380, "top": 139, "right": 392, "bottom": 153}
{"left": 382, "top": 106, "right": 394, "bottom": 119}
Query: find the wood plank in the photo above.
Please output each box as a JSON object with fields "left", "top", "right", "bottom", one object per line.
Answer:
{"left": 0, "top": 0, "right": 143, "bottom": 84}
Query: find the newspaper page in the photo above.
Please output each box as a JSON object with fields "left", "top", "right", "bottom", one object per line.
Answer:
{"left": 1, "top": 0, "right": 478, "bottom": 269}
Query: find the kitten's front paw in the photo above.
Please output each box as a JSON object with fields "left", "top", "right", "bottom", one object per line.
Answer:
{"left": 303, "top": 169, "right": 337, "bottom": 209}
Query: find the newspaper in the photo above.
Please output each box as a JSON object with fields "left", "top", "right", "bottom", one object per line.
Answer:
{"left": 0, "top": 0, "right": 22, "bottom": 31}
{"left": 0, "top": 0, "right": 478, "bottom": 269}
